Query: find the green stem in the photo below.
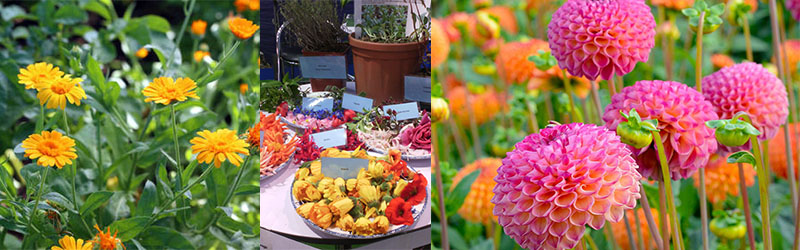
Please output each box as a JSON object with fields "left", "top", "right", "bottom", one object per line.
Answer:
{"left": 25, "top": 166, "right": 49, "bottom": 236}
{"left": 585, "top": 231, "right": 599, "bottom": 250}
{"left": 694, "top": 12, "right": 709, "bottom": 250}
{"left": 193, "top": 155, "right": 252, "bottom": 233}
{"left": 147, "top": 161, "right": 214, "bottom": 229}
{"left": 589, "top": 80, "right": 602, "bottom": 124}
{"left": 165, "top": 0, "right": 196, "bottom": 73}
{"left": 738, "top": 113, "right": 772, "bottom": 250}
{"left": 652, "top": 131, "right": 683, "bottom": 250}
{"left": 738, "top": 163, "right": 757, "bottom": 250}
{"left": 633, "top": 207, "right": 646, "bottom": 250}
{"left": 742, "top": 16, "right": 753, "bottom": 61}
{"left": 171, "top": 104, "right": 183, "bottom": 188}
{"left": 96, "top": 112, "right": 103, "bottom": 189}
{"left": 623, "top": 213, "right": 637, "bottom": 250}
{"left": 127, "top": 104, "right": 155, "bottom": 191}
{"left": 561, "top": 70, "right": 583, "bottom": 123}
{"left": 639, "top": 184, "right": 664, "bottom": 250}
{"left": 605, "top": 224, "right": 617, "bottom": 250}
{"left": 62, "top": 112, "right": 77, "bottom": 205}
{"left": 36, "top": 104, "right": 44, "bottom": 133}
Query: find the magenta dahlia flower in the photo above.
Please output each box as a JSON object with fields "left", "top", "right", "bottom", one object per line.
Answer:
{"left": 702, "top": 62, "right": 788, "bottom": 152}
{"left": 788, "top": 0, "right": 800, "bottom": 21}
{"left": 547, "top": 0, "right": 656, "bottom": 80}
{"left": 603, "top": 80, "right": 718, "bottom": 180}
{"left": 492, "top": 123, "right": 642, "bottom": 250}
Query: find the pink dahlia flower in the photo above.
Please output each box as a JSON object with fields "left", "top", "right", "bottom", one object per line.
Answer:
{"left": 547, "top": 0, "right": 656, "bottom": 81}
{"left": 603, "top": 80, "right": 718, "bottom": 180}
{"left": 788, "top": 0, "right": 800, "bottom": 21}
{"left": 702, "top": 62, "right": 789, "bottom": 153}
{"left": 492, "top": 123, "right": 642, "bottom": 249}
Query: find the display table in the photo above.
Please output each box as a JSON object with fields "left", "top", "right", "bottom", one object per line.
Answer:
{"left": 260, "top": 158, "right": 432, "bottom": 249}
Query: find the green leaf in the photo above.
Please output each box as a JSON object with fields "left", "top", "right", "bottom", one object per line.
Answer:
{"left": 217, "top": 211, "right": 255, "bottom": 236}
{"left": 727, "top": 151, "right": 756, "bottom": 165}
{"left": 710, "top": 3, "right": 726, "bottom": 15}
{"left": 444, "top": 170, "right": 480, "bottom": 217}
{"left": 86, "top": 56, "right": 106, "bottom": 94}
{"left": 642, "top": 120, "right": 659, "bottom": 131}
{"left": 708, "top": 16, "right": 723, "bottom": 25}
{"left": 83, "top": 1, "right": 110, "bottom": 21}
{"left": 54, "top": 4, "right": 88, "bottom": 25}
{"left": 109, "top": 216, "right": 149, "bottom": 242}
{"left": 705, "top": 120, "right": 727, "bottom": 129}
{"left": 1, "top": 5, "right": 27, "bottom": 21}
{"left": 696, "top": 0, "right": 708, "bottom": 10}
{"left": 742, "top": 123, "right": 761, "bottom": 136}
{"left": 205, "top": 165, "right": 228, "bottom": 207}
{"left": 682, "top": 8, "right": 700, "bottom": 17}
{"left": 135, "top": 181, "right": 157, "bottom": 216}
{"left": 142, "top": 15, "right": 171, "bottom": 33}
{"left": 138, "top": 226, "right": 193, "bottom": 249}
{"left": 80, "top": 191, "right": 114, "bottom": 214}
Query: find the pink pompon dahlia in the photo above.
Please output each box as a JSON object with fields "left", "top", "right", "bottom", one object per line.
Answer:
{"left": 547, "top": 0, "right": 656, "bottom": 81}
{"left": 787, "top": 0, "right": 800, "bottom": 21}
{"left": 603, "top": 80, "right": 719, "bottom": 180}
{"left": 702, "top": 62, "right": 788, "bottom": 151}
{"left": 492, "top": 123, "right": 642, "bottom": 250}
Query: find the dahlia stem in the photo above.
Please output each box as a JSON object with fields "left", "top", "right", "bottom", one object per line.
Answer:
{"left": 699, "top": 169, "right": 710, "bottom": 250}
{"left": 658, "top": 182, "right": 669, "bottom": 250}
{"left": 562, "top": 69, "right": 583, "bottom": 123}
{"left": 616, "top": 75, "right": 624, "bottom": 94}
{"left": 766, "top": 0, "right": 786, "bottom": 244}
{"left": 171, "top": 104, "right": 184, "bottom": 188}
{"left": 589, "top": 80, "right": 603, "bottom": 124}
{"left": 752, "top": 137, "right": 772, "bottom": 250}
{"left": 545, "top": 93, "right": 556, "bottom": 121}
{"left": 638, "top": 185, "right": 664, "bottom": 250}
{"left": 432, "top": 137, "right": 449, "bottom": 250}
{"left": 742, "top": 16, "right": 753, "bottom": 61}
{"left": 653, "top": 131, "right": 683, "bottom": 250}
{"left": 738, "top": 163, "right": 757, "bottom": 250}
{"left": 695, "top": 12, "right": 705, "bottom": 93}
{"left": 608, "top": 76, "right": 616, "bottom": 96}
{"left": 25, "top": 166, "right": 48, "bottom": 236}
{"left": 493, "top": 220, "right": 501, "bottom": 250}
{"left": 693, "top": 12, "right": 710, "bottom": 250}
{"left": 623, "top": 213, "right": 637, "bottom": 250}
{"left": 526, "top": 101, "right": 540, "bottom": 133}
{"left": 633, "top": 208, "right": 646, "bottom": 250}
{"left": 585, "top": 231, "right": 599, "bottom": 250}
{"left": 658, "top": 6, "right": 673, "bottom": 81}
{"left": 447, "top": 120, "right": 469, "bottom": 167}
{"left": 605, "top": 224, "right": 618, "bottom": 250}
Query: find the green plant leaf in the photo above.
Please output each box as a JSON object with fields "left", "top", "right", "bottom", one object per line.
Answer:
{"left": 444, "top": 170, "right": 479, "bottom": 217}
{"left": 727, "top": 151, "right": 756, "bottom": 165}
{"left": 142, "top": 15, "right": 171, "bottom": 33}
{"left": 705, "top": 120, "right": 727, "bottom": 129}
{"left": 217, "top": 211, "right": 255, "bottom": 236}
{"left": 86, "top": 56, "right": 106, "bottom": 94}
{"left": 54, "top": 4, "right": 87, "bottom": 25}
{"left": 682, "top": 8, "right": 699, "bottom": 17}
{"left": 138, "top": 226, "right": 194, "bottom": 249}
{"left": 83, "top": 1, "right": 110, "bottom": 21}
{"left": 708, "top": 16, "right": 723, "bottom": 25}
{"left": 109, "top": 216, "right": 149, "bottom": 242}
{"left": 710, "top": 3, "right": 726, "bottom": 15}
{"left": 135, "top": 181, "right": 157, "bottom": 216}
{"left": 80, "top": 191, "right": 114, "bottom": 215}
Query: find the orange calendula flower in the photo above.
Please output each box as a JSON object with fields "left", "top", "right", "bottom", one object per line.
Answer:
{"left": 190, "top": 129, "right": 250, "bottom": 167}
{"left": 141, "top": 77, "right": 199, "bottom": 105}
{"left": 22, "top": 131, "right": 78, "bottom": 169}
{"left": 452, "top": 158, "right": 501, "bottom": 224}
{"left": 37, "top": 75, "right": 86, "bottom": 109}
{"left": 239, "top": 83, "right": 248, "bottom": 94}
{"left": 191, "top": 20, "right": 207, "bottom": 36}
{"left": 693, "top": 155, "right": 756, "bottom": 204}
{"left": 18, "top": 62, "right": 64, "bottom": 90}
{"left": 52, "top": 235, "right": 93, "bottom": 250}
{"left": 135, "top": 48, "right": 148, "bottom": 59}
{"left": 228, "top": 17, "right": 259, "bottom": 40}
{"left": 92, "top": 224, "right": 124, "bottom": 250}
{"left": 193, "top": 50, "right": 210, "bottom": 62}
{"left": 611, "top": 208, "right": 666, "bottom": 250}
{"left": 234, "top": 0, "right": 259, "bottom": 11}
{"left": 711, "top": 54, "right": 735, "bottom": 69}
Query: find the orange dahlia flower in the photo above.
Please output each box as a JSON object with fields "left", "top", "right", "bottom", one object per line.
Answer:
{"left": 651, "top": 0, "right": 695, "bottom": 10}
{"left": 496, "top": 40, "right": 591, "bottom": 98}
{"left": 768, "top": 123, "right": 800, "bottom": 180}
{"left": 446, "top": 86, "right": 506, "bottom": 127}
{"left": 431, "top": 18, "right": 450, "bottom": 68}
{"left": 711, "top": 54, "right": 735, "bottom": 69}
{"left": 611, "top": 208, "right": 666, "bottom": 250}
{"left": 693, "top": 155, "right": 756, "bottom": 204}
{"left": 451, "top": 158, "right": 502, "bottom": 224}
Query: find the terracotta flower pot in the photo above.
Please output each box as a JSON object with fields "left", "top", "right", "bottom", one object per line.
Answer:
{"left": 301, "top": 50, "right": 346, "bottom": 91}
{"left": 349, "top": 33, "right": 427, "bottom": 104}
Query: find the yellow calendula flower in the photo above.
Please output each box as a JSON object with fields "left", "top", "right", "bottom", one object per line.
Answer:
{"left": 292, "top": 181, "right": 321, "bottom": 202}
{"left": 191, "top": 20, "right": 207, "bottom": 36}
{"left": 239, "top": 83, "right": 248, "bottom": 94}
{"left": 92, "top": 224, "right": 123, "bottom": 250}
{"left": 296, "top": 202, "right": 314, "bottom": 218}
{"left": 190, "top": 129, "right": 249, "bottom": 168}
{"left": 353, "top": 217, "right": 373, "bottom": 236}
{"left": 329, "top": 198, "right": 354, "bottom": 217}
{"left": 135, "top": 48, "right": 148, "bottom": 58}
{"left": 22, "top": 131, "right": 78, "bottom": 169}
{"left": 37, "top": 75, "right": 86, "bottom": 110}
{"left": 52, "top": 235, "right": 93, "bottom": 250}
{"left": 18, "top": 62, "right": 64, "bottom": 90}
{"left": 372, "top": 215, "right": 390, "bottom": 234}
{"left": 309, "top": 200, "right": 333, "bottom": 229}
{"left": 336, "top": 214, "right": 355, "bottom": 232}
{"left": 228, "top": 17, "right": 259, "bottom": 40}
{"left": 142, "top": 77, "right": 199, "bottom": 105}
{"left": 193, "top": 50, "right": 210, "bottom": 62}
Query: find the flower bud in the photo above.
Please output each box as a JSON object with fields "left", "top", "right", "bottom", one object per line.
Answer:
{"left": 710, "top": 217, "right": 746, "bottom": 240}
{"left": 616, "top": 109, "right": 658, "bottom": 149}
{"left": 431, "top": 97, "right": 450, "bottom": 123}
{"left": 475, "top": 11, "right": 500, "bottom": 40}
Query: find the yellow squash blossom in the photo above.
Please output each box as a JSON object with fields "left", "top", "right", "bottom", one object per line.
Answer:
{"left": 292, "top": 181, "right": 321, "bottom": 202}
{"left": 295, "top": 168, "right": 310, "bottom": 181}
{"left": 141, "top": 76, "right": 199, "bottom": 105}
{"left": 296, "top": 202, "right": 314, "bottom": 218}
{"left": 190, "top": 129, "right": 250, "bottom": 167}
{"left": 228, "top": 17, "right": 259, "bottom": 40}
{"left": 329, "top": 198, "right": 354, "bottom": 217}
{"left": 336, "top": 214, "right": 355, "bottom": 232}
{"left": 18, "top": 62, "right": 64, "bottom": 90}
{"left": 309, "top": 201, "right": 333, "bottom": 229}
{"left": 191, "top": 20, "right": 207, "bottom": 36}
{"left": 367, "top": 161, "right": 384, "bottom": 179}
{"left": 135, "top": 48, "right": 148, "bottom": 58}
{"left": 346, "top": 178, "right": 357, "bottom": 192}
{"left": 358, "top": 185, "right": 380, "bottom": 205}
{"left": 353, "top": 217, "right": 373, "bottom": 236}
{"left": 372, "top": 215, "right": 390, "bottom": 234}
{"left": 37, "top": 75, "right": 86, "bottom": 110}
{"left": 22, "top": 131, "right": 78, "bottom": 169}
{"left": 394, "top": 179, "right": 408, "bottom": 197}
{"left": 52, "top": 235, "right": 93, "bottom": 250}
{"left": 92, "top": 224, "right": 123, "bottom": 250}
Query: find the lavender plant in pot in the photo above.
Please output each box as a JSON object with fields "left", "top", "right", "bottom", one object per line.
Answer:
{"left": 350, "top": 2, "right": 430, "bottom": 104}
{"left": 280, "top": 0, "right": 349, "bottom": 91}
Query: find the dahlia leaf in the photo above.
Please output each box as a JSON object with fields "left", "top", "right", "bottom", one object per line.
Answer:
{"left": 742, "top": 124, "right": 761, "bottom": 136}
{"left": 682, "top": 8, "right": 699, "bottom": 17}
{"left": 710, "top": 3, "right": 726, "bottom": 16}
{"left": 705, "top": 119, "right": 727, "bottom": 129}
{"left": 444, "top": 169, "right": 479, "bottom": 217}
{"left": 708, "top": 16, "right": 724, "bottom": 25}
{"left": 695, "top": 0, "right": 708, "bottom": 11}
{"left": 727, "top": 151, "right": 756, "bottom": 165}
{"left": 642, "top": 119, "right": 659, "bottom": 131}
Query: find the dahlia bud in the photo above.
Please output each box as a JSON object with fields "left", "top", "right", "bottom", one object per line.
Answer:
{"left": 431, "top": 97, "right": 450, "bottom": 123}
{"left": 475, "top": 11, "right": 500, "bottom": 40}
{"left": 683, "top": 0, "right": 725, "bottom": 34}
{"left": 709, "top": 210, "right": 746, "bottom": 240}
{"left": 656, "top": 22, "right": 681, "bottom": 42}
{"left": 705, "top": 114, "right": 761, "bottom": 147}
{"left": 727, "top": 0, "right": 754, "bottom": 26}
{"left": 617, "top": 109, "right": 658, "bottom": 149}
{"left": 474, "top": 0, "right": 492, "bottom": 9}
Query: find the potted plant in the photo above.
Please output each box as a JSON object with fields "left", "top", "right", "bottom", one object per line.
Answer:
{"left": 350, "top": 2, "right": 430, "bottom": 104}
{"left": 280, "top": 0, "right": 349, "bottom": 91}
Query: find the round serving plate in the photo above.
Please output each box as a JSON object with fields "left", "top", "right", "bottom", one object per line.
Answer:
{"left": 260, "top": 129, "right": 297, "bottom": 180}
